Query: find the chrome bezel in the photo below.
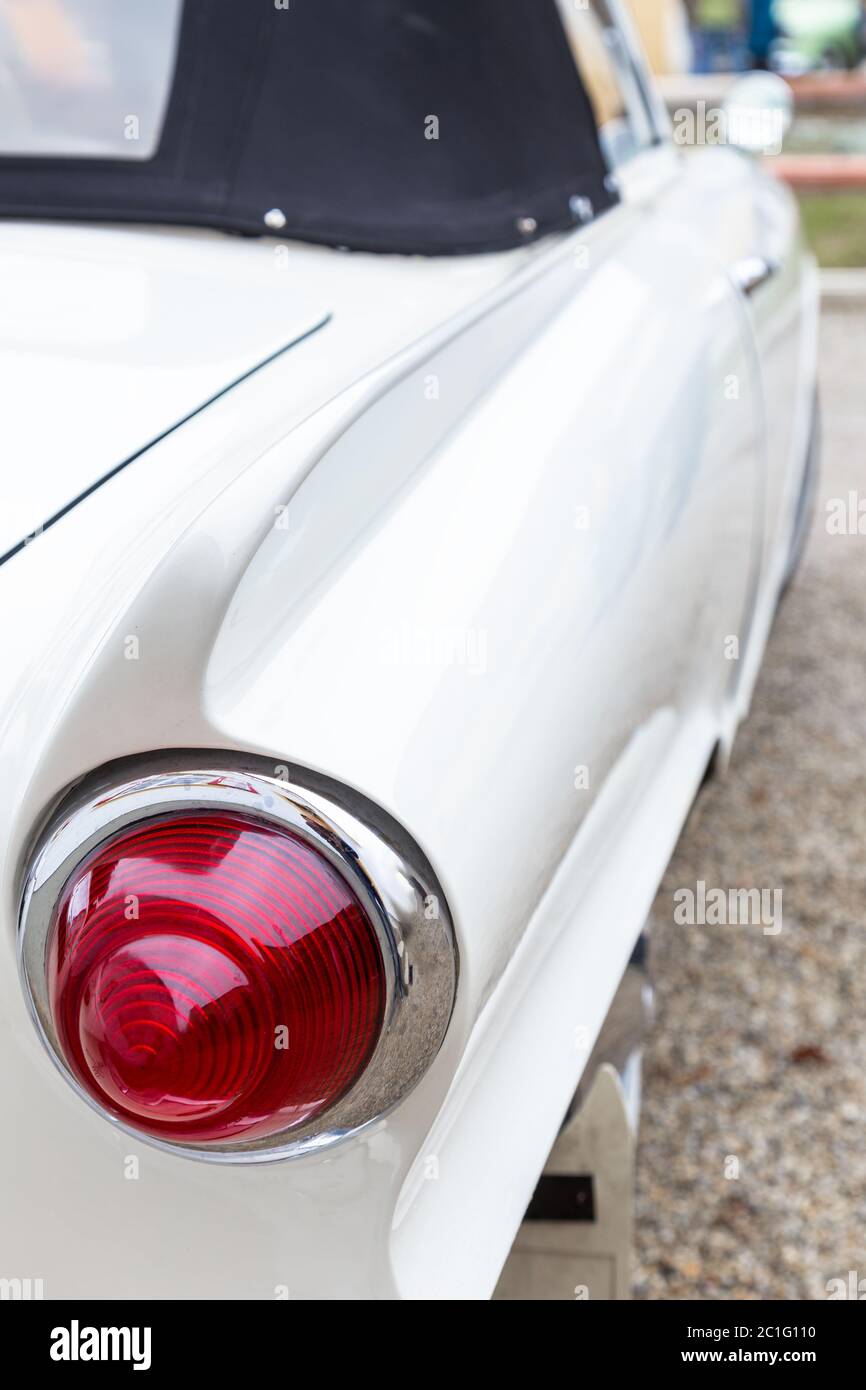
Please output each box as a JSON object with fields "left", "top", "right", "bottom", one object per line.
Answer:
{"left": 18, "top": 755, "right": 458, "bottom": 1164}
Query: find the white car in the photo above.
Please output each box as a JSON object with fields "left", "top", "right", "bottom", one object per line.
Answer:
{"left": 0, "top": 0, "right": 818, "bottom": 1300}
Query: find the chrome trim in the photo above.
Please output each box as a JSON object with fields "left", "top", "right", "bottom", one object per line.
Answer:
{"left": 570, "top": 959, "right": 654, "bottom": 1134}
{"left": 730, "top": 255, "right": 780, "bottom": 298}
{"left": 594, "top": 0, "right": 666, "bottom": 149}
{"left": 18, "top": 754, "right": 458, "bottom": 1164}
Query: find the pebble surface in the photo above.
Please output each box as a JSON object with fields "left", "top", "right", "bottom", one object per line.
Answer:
{"left": 633, "top": 303, "right": 866, "bottom": 1301}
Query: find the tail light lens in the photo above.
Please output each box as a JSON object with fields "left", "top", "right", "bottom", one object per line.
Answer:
{"left": 46, "top": 811, "right": 386, "bottom": 1145}
{"left": 20, "top": 766, "right": 456, "bottom": 1160}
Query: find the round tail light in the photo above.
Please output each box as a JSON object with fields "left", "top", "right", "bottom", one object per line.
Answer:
{"left": 45, "top": 811, "right": 386, "bottom": 1145}
{"left": 20, "top": 767, "right": 457, "bottom": 1160}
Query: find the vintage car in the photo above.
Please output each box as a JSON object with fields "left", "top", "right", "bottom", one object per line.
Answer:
{"left": 0, "top": 0, "right": 818, "bottom": 1299}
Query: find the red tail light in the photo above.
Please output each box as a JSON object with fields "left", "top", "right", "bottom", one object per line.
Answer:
{"left": 47, "top": 811, "right": 386, "bottom": 1144}
{"left": 20, "top": 765, "right": 457, "bottom": 1159}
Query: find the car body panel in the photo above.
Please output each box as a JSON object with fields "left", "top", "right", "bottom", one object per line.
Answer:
{"left": 0, "top": 164, "right": 818, "bottom": 1298}
{"left": 206, "top": 184, "right": 762, "bottom": 1008}
{"left": 0, "top": 223, "right": 337, "bottom": 558}
{"left": 653, "top": 146, "right": 820, "bottom": 731}
{"left": 663, "top": 149, "right": 817, "bottom": 585}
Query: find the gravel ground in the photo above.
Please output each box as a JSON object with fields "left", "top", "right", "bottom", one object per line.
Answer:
{"left": 633, "top": 301, "right": 866, "bottom": 1301}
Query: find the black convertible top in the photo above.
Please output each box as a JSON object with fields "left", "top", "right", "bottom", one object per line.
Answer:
{"left": 0, "top": 0, "right": 615, "bottom": 255}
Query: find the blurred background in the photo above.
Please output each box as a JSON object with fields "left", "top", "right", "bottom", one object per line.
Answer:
{"left": 621, "top": 0, "right": 866, "bottom": 1301}
{"left": 627, "top": 0, "right": 866, "bottom": 267}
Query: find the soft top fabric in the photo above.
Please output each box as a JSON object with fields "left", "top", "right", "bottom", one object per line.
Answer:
{"left": 0, "top": 0, "right": 616, "bottom": 255}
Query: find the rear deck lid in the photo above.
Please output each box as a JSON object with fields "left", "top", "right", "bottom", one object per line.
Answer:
{"left": 0, "top": 222, "right": 329, "bottom": 560}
